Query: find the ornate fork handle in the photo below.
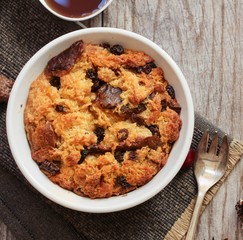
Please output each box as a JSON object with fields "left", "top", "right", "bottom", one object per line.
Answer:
{"left": 185, "top": 191, "right": 206, "bottom": 239}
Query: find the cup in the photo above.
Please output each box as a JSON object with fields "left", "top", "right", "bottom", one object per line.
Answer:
{"left": 39, "top": 0, "right": 114, "bottom": 26}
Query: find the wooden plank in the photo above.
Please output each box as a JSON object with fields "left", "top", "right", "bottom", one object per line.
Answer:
{"left": 1, "top": 0, "right": 242, "bottom": 239}
{"left": 104, "top": 0, "right": 243, "bottom": 239}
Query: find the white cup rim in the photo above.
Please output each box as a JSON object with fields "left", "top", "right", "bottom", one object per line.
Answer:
{"left": 39, "top": 0, "right": 114, "bottom": 21}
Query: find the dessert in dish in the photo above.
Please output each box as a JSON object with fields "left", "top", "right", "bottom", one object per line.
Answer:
{"left": 24, "top": 40, "right": 182, "bottom": 198}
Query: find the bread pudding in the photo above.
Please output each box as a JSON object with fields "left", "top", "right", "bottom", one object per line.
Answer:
{"left": 24, "top": 40, "right": 182, "bottom": 198}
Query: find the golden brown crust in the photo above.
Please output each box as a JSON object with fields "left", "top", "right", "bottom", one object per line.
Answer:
{"left": 24, "top": 41, "right": 182, "bottom": 199}
{"left": 46, "top": 40, "right": 84, "bottom": 77}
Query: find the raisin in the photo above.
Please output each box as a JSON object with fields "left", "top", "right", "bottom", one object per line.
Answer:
{"left": 117, "top": 129, "right": 129, "bottom": 141}
{"left": 110, "top": 44, "right": 124, "bottom": 55}
{"left": 161, "top": 99, "right": 181, "bottom": 114}
{"left": 50, "top": 76, "right": 61, "bottom": 89}
{"left": 120, "top": 104, "right": 133, "bottom": 116}
{"left": 100, "top": 42, "right": 110, "bottom": 50}
{"left": 133, "top": 66, "right": 143, "bottom": 73}
{"left": 114, "top": 151, "right": 125, "bottom": 163}
{"left": 55, "top": 105, "right": 64, "bottom": 112}
{"left": 132, "top": 62, "right": 156, "bottom": 74}
{"left": 147, "top": 125, "right": 161, "bottom": 137}
{"left": 86, "top": 69, "right": 104, "bottom": 92}
{"left": 53, "top": 160, "right": 62, "bottom": 167}
{"left": 86, "top": 69, "right": 98, "bottom": 80}
{"left": 142, "top": 64, "right": 153, "bottom": 74}
{"left": 121, "top": 103, "right": 146, "bottom": 116}
{"left": 116, "top": 176, "right": 131, "bottom": 188}
{"left": 91, "top": 78, "right": 104, "bottom": 92}
{"left": 39, "top": 160, "right": 60, "bottom": 175}
{"left": 147, "top": 62, "right": 157, "bottom": 68}
{"left": 131, "top": 113, "right": 146, "bottom": 125}
{"left": 128, "top": 151, "right": 137, "bottom": 160}
{"left": 94, "top": 127, "right": 105, "bottom": 144}
{"left": 170, "top": 105, "right": 181, "bottom": 114}
{"left": 120, "top": 104, "right": 147, "bottom": 126}
{"left": 96, "top": 84, "right": 122, "bottom": 109}
{"left": 149, "top": 91, "right": 157, "bottom": 100}
{"left": 169, "top": 101, "right": 181, "bottom": 114}
{"left": 78, "top": 148, "right": 90, "bottom": 164}
{"left": 166, "top": 85, "right": 175, "bottom": 99}
{"left": 133, "top": 62, "right": 156, "bottom": 75}
{"left": 161, "top": 99, "right": 169, "bottom": 111}
{"left": 89, "top": 144, "right": 109, "bottom": 154}
{"left": 133, "top": 103, "right": 146, "bottom": 114}
{"left": 114, "top": 70, "right": 120, "bottom": 77}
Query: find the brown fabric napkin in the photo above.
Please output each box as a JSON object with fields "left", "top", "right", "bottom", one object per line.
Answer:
{"left": 1, "top": 1, "right": 243, "bottom": 239}
{"left": 1, "top": 113, "right": 242, "bottom": 240}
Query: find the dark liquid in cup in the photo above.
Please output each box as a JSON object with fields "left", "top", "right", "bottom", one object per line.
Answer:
{"left": 45, "top": 0, "right": 107, "bottom": 18}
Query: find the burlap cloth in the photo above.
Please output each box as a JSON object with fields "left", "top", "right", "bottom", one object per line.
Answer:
{"left": 1, "top": 1, "right": 243, "bottom": 239}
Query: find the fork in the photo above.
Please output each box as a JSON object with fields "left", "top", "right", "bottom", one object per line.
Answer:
{"left": 185, "top": 130, "right": 229, "bottom": 240}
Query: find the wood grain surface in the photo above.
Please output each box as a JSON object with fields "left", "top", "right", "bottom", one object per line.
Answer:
{"left": 1, "top": 0, "right": 242, "bottom": 239}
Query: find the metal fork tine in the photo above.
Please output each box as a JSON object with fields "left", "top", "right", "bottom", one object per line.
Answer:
{"left": 197, "top": 130, "right": 209, "bottom": 153}
{"left": 208, "top": 132, "right": 219, "bottom": 154}
{"left": 219, "top": 135, "right": 229, "bottom": 158}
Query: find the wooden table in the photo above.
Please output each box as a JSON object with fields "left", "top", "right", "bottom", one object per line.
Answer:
{"left": 1, "top": 0, "right": 242, "bottom": 239}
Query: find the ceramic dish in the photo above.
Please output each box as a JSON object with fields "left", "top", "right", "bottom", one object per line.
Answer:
{"left": 7, "top": 28, "right": 194, "bottom": 213}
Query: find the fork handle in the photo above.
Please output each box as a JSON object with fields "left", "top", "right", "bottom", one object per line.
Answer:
{"left": 185, "top": 191, "right": 206, "bottom": 240}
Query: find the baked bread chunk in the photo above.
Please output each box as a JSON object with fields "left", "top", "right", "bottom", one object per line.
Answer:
{"left": 24, "top": 40, "right": 182, "bottom": 198}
